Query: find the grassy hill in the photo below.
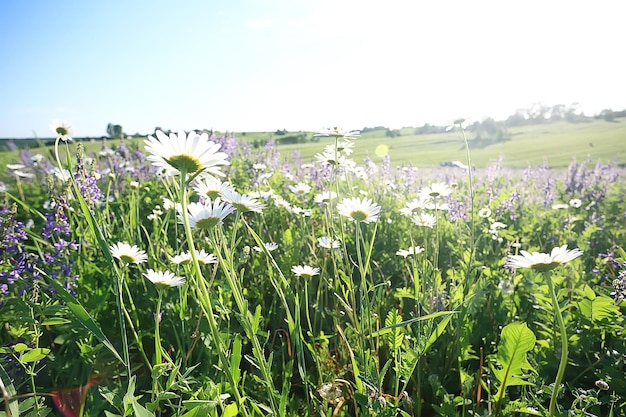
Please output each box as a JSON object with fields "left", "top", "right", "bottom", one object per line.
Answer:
{"left": 1, "top": 119, "right": 625, "bottom": 170}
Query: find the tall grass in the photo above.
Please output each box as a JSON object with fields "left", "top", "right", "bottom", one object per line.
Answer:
{"left": 0, "top": 124, "right": 625, "bottom": 416}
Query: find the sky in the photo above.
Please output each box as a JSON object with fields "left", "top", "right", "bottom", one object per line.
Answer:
{"left": 1, "top": 0, "right": 625, "bottom": 139}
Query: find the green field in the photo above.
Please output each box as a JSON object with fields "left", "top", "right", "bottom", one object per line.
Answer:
{"left": 2, "top": 119, "right": 625, "bottom": 169}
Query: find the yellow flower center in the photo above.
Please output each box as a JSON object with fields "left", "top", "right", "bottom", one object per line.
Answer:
{"left": 167, "top": 154, "right": 203, "bottom": 174}
{"left": 350, "top": 210, "right": 368, "bottom": 222}
{"left": 120, "top": 255, "right": 135, "bottom": 264}
{"left": 195, "top": 217, "right": 221, "bottom": 229}
{"left": 531, "top": 262, "right": 560, "bottom": 272}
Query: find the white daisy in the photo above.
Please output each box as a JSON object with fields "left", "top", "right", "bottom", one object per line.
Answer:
{"left": 411, "top": 212, "right": 437, "bottom": 228}
{"left": 314, "top": 191, "right": 337, "bottom": 205}
{"left": 221, "top": 188, "right": 266, "bottom": 213}
{"left": 185, "top": 198, "right": 235, "bottom": 230}
{"left": 322, "top": 141, "right": 355, "bottom": 157}
{"left": 291, "top": 264, "right": 320, "bottom": 278}
{"left": 50, "top": 120, "right": 73, "bottom": 142}
{"left": 505, "top": 245, "right": 583, "bottom": 272}
{"left": 170, "top": 249, "right": 217, "bottom": 265}
{"left": 193, "top": 177, "right": 234, "bottom": 200}
{"left": 109, "top": 242, "right": 148, "bottom": 264}
{"left": 336, "top": 197, "right": 381, "bottom": 224}
{"left": 314, "top": 127, "right": 360, "bottom": 140}
{"left": 396, "top": 246, "right": 425, "bottom": 258}
{"left": 318, "top": 236, "right": 341, "bottom": 249}
{"left": 478, "top": 208, "right": 492, "bottom": 218}
{"left": 569, "top": 198, "right": 582, "bottom": 208}
{"left": 314, "top": 149, "right": 355, "bottom": 168}
{"left": 253, "top": 242, "right": 279, "bottom": 252}
{"left": 399, "top": 197, "right": 428, "bottom": 216}
{"left": 144, "top": 130, "right": 229, "bottom": 178}
{"left": 418, "top": 182, "right": 452, "bottom": 199}
{"left": 144, "top": 269, "right": 186, "bottom": 288}
{"left": 289, "top": 182, "right": 312, "bottom": 196}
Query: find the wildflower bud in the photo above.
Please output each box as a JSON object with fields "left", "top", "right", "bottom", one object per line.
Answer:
{"left": 595, "top": 380, "right": 610, "bottom": 390}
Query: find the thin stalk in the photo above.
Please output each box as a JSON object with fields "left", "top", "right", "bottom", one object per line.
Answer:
{"left": 545, "top": 272, "right": 568, "bottom": 417}
{"left": 177, "top": 171, "right": 250, "bottom": 417}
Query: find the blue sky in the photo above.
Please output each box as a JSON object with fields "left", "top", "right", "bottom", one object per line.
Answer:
{"left": 1, "top": 0, "right": 625, "bottom": 138}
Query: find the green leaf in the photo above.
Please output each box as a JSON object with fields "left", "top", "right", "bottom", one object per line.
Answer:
{"left": 384, "top": 310, "right": 404, "bottom": 350}
{"left": 491, "top": 322, "right": 536, "bottom": 402}
{"left": 40, "top": 317, "right": 72, "bottom": 326}
{"left": 46, "top": 278, "right": 125, "bottom": 365}
{"left": 13, "top": 343, "right": 29, "bottom": 353}
{"left": 577, "top": 295, "right": 620, "bottom": 323}
{"left": 223, "top": 402, "right": 238, "bottom": 417}
{"left": 20, "top": 348, "right": 50, "bottom": 363}
{"left": 230, "top": 335, "right": 243, "bottom": 384}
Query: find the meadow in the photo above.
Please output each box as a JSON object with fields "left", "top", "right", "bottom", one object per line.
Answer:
{"left": 1, "top": 121, "right": 625, "bottom": 417}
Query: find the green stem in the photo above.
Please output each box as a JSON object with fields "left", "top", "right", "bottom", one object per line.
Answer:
{"left": 546, "top": 272, "right": 568, "bottom": 417}
{"left": 177, "top": 171, "right": 250, "bottom": 417}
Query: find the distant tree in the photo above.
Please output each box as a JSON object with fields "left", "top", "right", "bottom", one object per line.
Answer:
{"left": 106, "top": 123, "right": 123, "bottom": 139}
{"left": 385, "top": 128, "right": 401, "bottom": 138}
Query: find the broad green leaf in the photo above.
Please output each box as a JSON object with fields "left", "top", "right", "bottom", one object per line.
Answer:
{"left": 492, "top": 322, "right": 536, "bottom": 402}
{"left": 223, "top": 402, "right": 238, "bottom": 417}
{"left": 13, "top": 343, "right": 29, "bottom": 353}
{"left": 46, "top": 278, "right": 125, "bottom": 365}
{"left": 578, "top": 295, "right": 620, "bottom": 323}
{"left": 20, "top": 348, "right": 50, "bottom": 363}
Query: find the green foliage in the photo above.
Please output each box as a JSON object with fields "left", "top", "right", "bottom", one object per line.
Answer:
{"left": 491, "top": 323, "right": 537, "bottom": 404}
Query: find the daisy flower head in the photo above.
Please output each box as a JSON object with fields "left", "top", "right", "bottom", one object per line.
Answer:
{"left": 170, "top": 249, "right": 217, "bottom": 265}
{"left": 289, "top": 182, "right": 312, "bottom": 196}
{"left": 221, "top": 188, "right": 266, "bottom": 213}
{"left": 50, "top": 120, "right": 73, "bottom": 142}
{"left": 144, "top": 269, "right": 186, "bottom": 289}
{"left": 322, "top": 141, "right": 354, "bottom": 157}
{"left": 411, "top": 212, "right": 437, "bottom": 228}
{"left": 569, "top": 198, "right": 582, "bottom": 208}
{"left": 396, "top": 246, "right": 425, "bottom": 258}
{"left": 337, "top": 197, "right": 381, "bottom": 224}
{"left": 399, "top": 197, "right": 428, "bottom": 216}
{"left": 318, "top": 236, "right": 341, "bottom": 249}
{"left": 314, "top": 127, "right": 360, "bottom": 140}
{"left": 478, "top": 207, "right": 492, "bottom": 218}
{"left": 314, "top": 149, "right": 354, "bottom": 168}
{"left": 253, "top": 242, "right": 279, "bottom": 252}
{"left": 109, "top": 242, "right": 148, "bottom": 264}
{"left": 419, "top": 182, "right": 452, "bottom": 199}
{"left": 505, "top": 245, "right": 583, "bottom": 272}
{"left": 314, "top": 191, "right": 338, "bottom": 205}
{"left": 185, "top": 198, "right": 235, "bottom": 230}
{"left": 193, "top": 177, "right": 234, "bottom": 200}
{"left": 144, "top": 130, "right": 229, "bottom": 178}
{"left": 291, "top": 264, "right": 320, "bottom": 278}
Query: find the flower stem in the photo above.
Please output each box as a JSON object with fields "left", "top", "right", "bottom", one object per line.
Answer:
{"left": 177, "top": 171, "right": 250, "bottom": 417}
{"left": 545, "top": 272, "right": 568, "bottom": 417}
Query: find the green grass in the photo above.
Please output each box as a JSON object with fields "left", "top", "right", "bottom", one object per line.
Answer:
{"left": 2, "top": 119, "right": 625, "bottom": 170}
{"left": 275, "top": 119, "right": 626, "bottom": 168}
